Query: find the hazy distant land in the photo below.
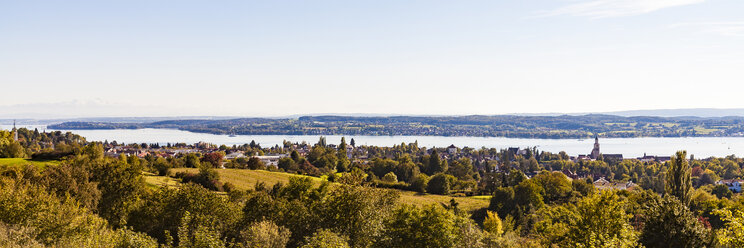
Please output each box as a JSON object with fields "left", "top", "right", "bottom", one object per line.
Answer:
{"left": 45, "top": 114, "right": 744, "bottom": 139}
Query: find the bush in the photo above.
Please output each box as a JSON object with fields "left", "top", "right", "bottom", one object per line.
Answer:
{"left": 301, "top": 229, "right": 350, "bottom": 248}
{"left": 382, "top": 172, "right": 398, "bottom": 183}
{"left": 410, "top": 174, "right": 429, "bottom": 193}
{"left": 175, "top": 166, "right": 224, "bottom": 191}
{"left": 242, "top": 220, "right": 291, "bottom": 248}
{"left": 712, "top": 184, "right": 732, "bottom": 199}
{"left": 427, "top": 173, "right": 456, "bottom": 195}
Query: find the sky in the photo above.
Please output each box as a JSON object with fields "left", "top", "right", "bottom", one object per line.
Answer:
{"left": 2, "top": 0, "right": 744, "bottom": 118}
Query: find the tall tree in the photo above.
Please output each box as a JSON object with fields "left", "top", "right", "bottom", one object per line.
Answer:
{"left": 666, "top": 150, "right": 692, "bottom": 205}
{"left": 428, "top": 150, "right": 446, "bottom": 174}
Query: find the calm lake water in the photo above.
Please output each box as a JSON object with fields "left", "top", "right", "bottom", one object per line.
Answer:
{"left": 3, "top": 124, "right": 744, "bottom": 158}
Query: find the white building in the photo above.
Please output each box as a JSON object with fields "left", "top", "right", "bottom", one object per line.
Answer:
{"left": 254, "top": 154, "right": 288, "bottom": 167}
{"left": 716, "top": 179, "right": 744, "bottom": 193}
{"left": 447, "top": 144, "right": 457, "bottom": 155}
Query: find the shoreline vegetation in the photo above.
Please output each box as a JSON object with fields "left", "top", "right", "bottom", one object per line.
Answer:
{"left": 48, "top": 114, "right": 744, "bottom": 139}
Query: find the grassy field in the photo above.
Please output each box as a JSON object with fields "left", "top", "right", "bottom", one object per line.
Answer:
{"left": 0, "top": 158, "right": 60, "bottom": 168}
{"left": 167, "top": 168, "right": 490, "bottom": 212}
{"left": 143, "top": 171, "right": 181, "bottom": 189}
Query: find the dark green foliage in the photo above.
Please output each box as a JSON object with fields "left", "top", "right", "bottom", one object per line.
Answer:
{"left": 377, "top": 204, "right": 483, "bottom": 248}
{"left": 666, "top": 150, "right": 693, "bottom": 205}
{"left": 712, "top": 184, "right": 733, "bottom": 199}
{"left": 242, "top": 177, "right": 399, "bottom": 247}
{"left": 410, "top": 174, "right": 429, "bottom": 193}
{"left": 247, "top": 156, "right": 265, "bottom": 170}
{"left": 639, "top": 195, "right": 712, "bottom": 248}
{"left": 176, "top": 166, "right": 223, "bottom": 191}
{"left": 427, "top": 173, "right": 455, "bottom": 195}
{"left": 427, "top": 150, "right": 447, "bottom": 174}
{"left": 301, "top": 229, "right": 349, "bottom": 248}
{"left": 127, "top": 183, "right": 240, "bottom": 245}
{"left": 153, "top": 157, "right": 172, "bottom": 176}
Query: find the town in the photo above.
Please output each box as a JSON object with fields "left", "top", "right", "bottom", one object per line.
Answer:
{"left": 99, "top": 134, "right": 740, "bottom": 194}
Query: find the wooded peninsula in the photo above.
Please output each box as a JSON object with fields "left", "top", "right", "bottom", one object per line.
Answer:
{"left": 49, "top": 114, "right": 744, "bottom": 138}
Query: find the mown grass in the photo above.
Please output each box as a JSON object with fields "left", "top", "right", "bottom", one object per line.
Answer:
{"left": 0, "top": 158, "right": 60, "bottom": 168}
{"left": 143, "top": 171, "right": 181, "bottom": 189}
{"left": 167, "top": 168, "right": 490, "bottom": 212}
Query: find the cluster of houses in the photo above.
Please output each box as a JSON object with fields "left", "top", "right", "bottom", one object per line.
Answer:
{"left": 103, "top": 141, "right": 358, "bottom": 169}
{"left": 224, "top": 151, "right": 288, "bottom": 167}
{"left": 103, "top": 137, "right": 712, "bottom": 192}
{"left": 716, "top": 179, "right": 744, "bottom": 193}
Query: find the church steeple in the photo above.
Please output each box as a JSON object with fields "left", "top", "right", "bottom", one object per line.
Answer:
{"left": 590, "top": 135, "right": 600, "bottom": 159}
{"left": 12, "top": 120, "right": 18, "bottom": 141}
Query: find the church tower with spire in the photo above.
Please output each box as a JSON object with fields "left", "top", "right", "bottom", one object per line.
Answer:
{"left": 590, "top": 135, "right": 600, "bottom": 159}
{"left": 12, "top": 120, "right": 18, "bottom": 141}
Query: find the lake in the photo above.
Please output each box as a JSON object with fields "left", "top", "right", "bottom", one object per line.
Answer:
{"left": 2, "top": 124, "right": 744, "bottom": 158}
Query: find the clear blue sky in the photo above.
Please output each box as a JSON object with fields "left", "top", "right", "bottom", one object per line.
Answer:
{"left": 2, "top": 0, "right": 743, "bottom": 117}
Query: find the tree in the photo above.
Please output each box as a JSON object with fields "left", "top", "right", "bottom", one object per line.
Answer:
{"left": 350, "top": 138, "right": 355, "bottom": 147}
{"left": 714, "top": 209, "right": 744, "bottom": 248}
{"left": 563, "top": 191, "right": 640, "bottom": 248}
{"left": 666, "top": 150, "right": 693, "bottom": 205}
{"left": 428, "top": 150, "right": 446, "bottom": 174}
{"left": 153, "top": 157, "right": 172, "bottom": 176}
{"left": 483, "top": 211, "right": 503, "bottom": 236}
{"left": 127, "top": 183, "right": 239, "bottom": 245}
{"left": 447, "top": 158, "right": 475, "bottom": 181}
{"left": 378, "top": 205, "right": 482, "bottom": 248}
{"left": 0, "top": 177, "right": 158, "bottom": 247}
{"left": 316, "top": 185, "right": 399, "bottom": 247}
{"left": 184, "top": 153, "right": 201, "bottom": 168}
{"left": 410, "top": 174, "right": 429, "bottom": 193}
{"left": 278, "top": 157, "right": 298, "bottom": 172}
{"left": 639, "top": 195, "right": 711, "bottom": 248}
{"left": 712, "top": 184, "right": 733, "bottom": 199}
{"left": 513, "top": 180, "right": 544, "bottom": 215}
{"left": 427, "top": 173, "right": 455, "bottom": 195}
{"left": 202, "top": 152, "right": 225, "bottom": 168}
{"left": 90, "top": 159, "right": 147, "bottom": 228}
{"left": 242, "top": 220, "right": 291, "bottom": 248}
{"left": 382, "top": 172, "right": 398, "bottom": 183}
{"left": 41, "top": 162, "right": 101, "bottom": 211}
{"left": 489, "top": 187, "right": 516, "bottom": 219}
{"left": 301, "top": 229, "right": 349, "bottom": 248}
{"left": 290, "top": 150, "right": 301, "bottom": 163}
{"left": 247, "top": 157, "right": 265, "bottom": 170}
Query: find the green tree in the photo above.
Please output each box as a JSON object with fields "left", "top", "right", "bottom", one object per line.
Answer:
{"left": 427, "top": 173, "right": 455, "bottom": 195}
{"left": 428, "top": 150, "right": 446, "bottom": 174}
{"left": 714, "top": 209, "right": 744, "bottom": 248}
{"left": 712, "top": 184, "right": 733, "bottom": 199}
{"left": 666, "top": 150, "right": 693, "bottom": 205}
{"left": 247, "top": 156, "right": 265, "bottom": 170}
{"left": 639, "top": 195, "right": 711, "bottom": 248}
{"left": 410, "top": 174, "right": 429, "bottom": 193}
{"left": 301, "top": 229, "right": 349, "bottom": 248}
{"left": 242, "top": 220, "right": 291, "bottom": 248}
{"left": 382, "top": 172, "right": 398, "bottom": 183}
{"left": 184, "top": 153, "right": 201, "bottom": 168}
{"left": 563, "top": 191, "right": 640, "bottom": 248}
{"left": 483, "top": 210, "right": 504, "bottom": 236}
{"left": 378, "top": 204, "right": 483, "bottom": 248}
